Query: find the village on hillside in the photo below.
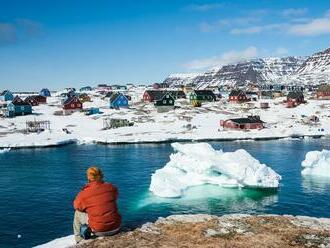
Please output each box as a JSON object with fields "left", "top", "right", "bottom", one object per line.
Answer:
{"left": 0, "top": 82, "right": 330, "bottom": 148}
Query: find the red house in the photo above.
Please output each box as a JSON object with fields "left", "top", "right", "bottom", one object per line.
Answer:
{"left": 286, "top": 91, "right": 305, "bottom": 108}
{"left": 229, "top": 90, "right": 249, "bottom": 103}
{"left": 220, "top": 116, "right": 264, "bottom": 130}
{"left": 316, "top": 84, "right": 330, "bottom": 100}
{"left": 34, "top": 95, "right": 47, "bottom": 104}
{"left": 63, "top": 96, "right": 83, "bottom": 110}
{"left": 25, "top": 96, "right": 39, "bottom": 106}
{"left": 143, "top": 90, "right": 167, "bottom": 102}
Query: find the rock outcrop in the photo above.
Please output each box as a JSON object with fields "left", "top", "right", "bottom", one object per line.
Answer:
{"left": 76, "top": 214, "right": 330, "bottom": 248}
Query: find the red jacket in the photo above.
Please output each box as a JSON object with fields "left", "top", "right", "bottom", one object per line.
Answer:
{"left": 73, "top": 181, "right": 121, "bottom": 232}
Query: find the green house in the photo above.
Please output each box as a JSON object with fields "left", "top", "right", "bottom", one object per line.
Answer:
{"left": 154, "top": 92, "right": 175, "bottom": 107}
{"left": 6, "top": 97, "right": 32, "bottom": 117}
{"left": 189, "top": 90, "right": 216, "bottom": 105}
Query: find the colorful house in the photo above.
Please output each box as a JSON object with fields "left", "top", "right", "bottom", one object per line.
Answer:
{"left": 0, "top": 90, "right": 14, "bottom": 101}
{"left": 78, "top": 93, "right": 91, "bottom": 103}
{"left": 189, "top": 90, "right": 216, "bottom": 106}
{"left": 220, "top": 116, "right": 264, "bottom": 130}
{"left": 110, "top": 93, "right": 129, "bottom": 108}
{"left": 39, "top": 88, "right": 51, "bottom": 97}
{"left": 287, "top": 91, "right": 305, "bottom": 108}
{"left": 143, "top": 90, "right": 167, "bottom": 102}
{"left": 34, "top": 95, "right": 47, "bottom": 104}
{"left": 80, "top": 86, "right": 93, "bottom": 92}
{"left": 67, "top": 90, "right": 77, "bottom": 98}
{"left": 6, "top": 97, "right": 32, "bottom": 117}
{"left": 63, "top": 96, "right": 83, "bottom": 111}
{"left": 25, "top": 96, "right": 39, "bottom": 106}
{"left": 228, "top": 90, "right": 249, "bottom": 103}
{"left": 168, "top": 90, "right": 186, "bottom": 99}
{"left": 316, "top": 84, "right": 330, "bottom": 100}
{"left": 154, "top": 92, "right": 175, "bottom": 107}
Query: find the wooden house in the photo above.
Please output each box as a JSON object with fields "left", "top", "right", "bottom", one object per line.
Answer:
{"left": 67, "top": 90, "right": 77, "bottom": 98}
{"left": 6, "top": 97, "right": 32, "bottom": 117}
{"left": 316, "top": 84, "right": 330, "bottom": 99}
{"left": 79, "top": 93, "right": 91, "bottom": 103}
{"left": 110, "top": 93, "right": 129, "bottom": 109}
{"left": 287, "top": 91, "right": 305, "bottom": 108}
{"left": 220, "top": 116, "right": 264, "bottom": 130}
{"left": 143, "top": 90, "right": 167, "bottom": 102}
{"left": 189, "top": 90, "right": 216, "bottom": 106}
{"left": 39, "top": 88, "right": 51, "bottom": 97}
{"left": 154, "top": 92, "right": 175, "bottom": 112}
{"left": 0, "top": 90, "right": 14, "bottom": 101}
{"left": 34, "top": 95, "right": 47, "bottom": 104}
{"left": 228, "top": 90, "right": 249, "bottom": 103}
{"left": 168, "top": 90, "right": 186, "bottom": 100}
{"left": 63, "top": 96, "right": 83, "bottom": 111}
{"left": 25, "top": 96, "right": 39, "bottom": 106}
{"left": 80, "top": 86, "right": 93, "bottom": 92}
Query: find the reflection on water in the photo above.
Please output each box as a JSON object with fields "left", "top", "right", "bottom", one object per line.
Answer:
{"left": 138, "top": 185, "right": 278, "bottom": 214}
{"left": 302, "top": 175, "right": 330, "bottom": 194}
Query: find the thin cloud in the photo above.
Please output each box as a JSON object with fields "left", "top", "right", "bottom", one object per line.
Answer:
{"left": 183, "top": 46, "right": 258, "bottom": 70}
{"left": 281, "top": 8, "right": 308, "bottom": 17}
{"left": 0, "top": 19, "right": 42, "bottom": 46}
{"left": 288, "top": 17, "right": 330, "bottom": 36}
{"left": 184, "top": 3, "right": 223, "bottom": 12}
{"left": 275, "top": 47, "right": 289, "bottom": 55}
{"left": 230, "top": 24, "right": 284, "bottom": 35}
{"left": 198, "top": 17, "right": 260, "bottom": 33}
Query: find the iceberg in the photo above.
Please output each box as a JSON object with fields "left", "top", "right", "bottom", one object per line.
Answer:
{"left": 0, "top": 148, "right": 10, "bottom": 153}
{"left": 301, "top": 150, "right": 330, "bottom": 177}
{"left": 149, "top": 143, "right": 281, "bottom": 198}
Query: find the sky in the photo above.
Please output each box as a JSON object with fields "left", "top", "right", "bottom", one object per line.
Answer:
{"left": 0, "top": 0, "right": 330, "bottom": 91}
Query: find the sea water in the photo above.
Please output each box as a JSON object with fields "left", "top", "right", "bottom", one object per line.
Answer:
{"left": 0, "top": 139, "right": 330, "bottom": 247}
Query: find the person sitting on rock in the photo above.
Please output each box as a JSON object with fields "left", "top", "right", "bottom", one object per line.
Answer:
{"left": 73, "top": 166, "right": 121, "bottom": 243}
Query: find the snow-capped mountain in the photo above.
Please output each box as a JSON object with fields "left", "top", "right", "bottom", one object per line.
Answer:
{"left": 164, "top": 47, "right": 330, "bottom": 88}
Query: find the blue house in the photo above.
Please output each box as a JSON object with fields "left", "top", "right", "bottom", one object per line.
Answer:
{"left": 110, "top": 93, "right": 129, "bottom": 109}
{"left": 39, "top": 88, "right": 51, "bottom": 97}
{"left": 0, "top": 90, "right": 14, "bottom": 101}
{"left": 6, "top": 97, "right": 32, "bottom": 117}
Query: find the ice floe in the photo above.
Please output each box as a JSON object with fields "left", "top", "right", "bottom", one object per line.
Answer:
{"left": 301, "top": 150, "right": 330, "bottom": 177}
{"left": 149, "top": 142, "right": 281, "bottom": 198}
{"left": 0, "top": 148, "right": 10, "bottom": 153}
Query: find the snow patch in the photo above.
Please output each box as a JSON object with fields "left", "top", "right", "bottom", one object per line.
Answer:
{"left": 33, "top": 235, "right": 75, "bottom": 248}
{"left": 149, "top": 143, "right": 281, "bottom": 198}
{"left": 301, "top": 150, "right": 330, "bottom": 177}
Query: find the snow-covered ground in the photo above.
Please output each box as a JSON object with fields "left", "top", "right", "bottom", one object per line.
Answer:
{"left": 301, "top": 150, "right": 330, "bottom": 177}
{"left": 33, "top": 235, "right": 75, "bottom": 248}
{"left": 149, "top": 142, "right": 281, "bottom": 198}
{"left": 0, "top": 89, "right": 329, "bottom": 148}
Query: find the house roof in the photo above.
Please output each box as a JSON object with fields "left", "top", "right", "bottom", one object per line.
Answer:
{"left": 317, "top": 84, "right": 330, "bottom": 92}
{"left": 168, "top": 90, "right": 186, "bottom": 99}
{"left": 228, "top": 116, "right": 264, "bottom": 124}
{"left": 229, "top": 89, "right": 246, "bottom": 97}
{"left": 194, "top": 90, "right": 216, "bottom": 97}
{"left": 1, "top": 90, "right": 12, "bottom": 96}
{"left": 11, "top": 96, "right": 31, "bottom": 106}
{"left": 287, "top": 91, "right": 304, "bottom": 99}
{"left": 145, "top": 90, "right": 167, "bottom": 100}
{"left": 63, "top": 96, "right": 81, "bottom": 105}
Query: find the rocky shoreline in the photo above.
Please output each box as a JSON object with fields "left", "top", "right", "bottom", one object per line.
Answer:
{"left": 75, "top": 214, "right": 330, "bottom": 248}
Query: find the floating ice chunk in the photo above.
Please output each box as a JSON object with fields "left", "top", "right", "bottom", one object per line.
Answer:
{"left": 0, "top": 148, "right": 10, "bottom": 153}
{"left": 301, "top": 150, "right": 330, "bottom": 177}
{"left": 149, "top": 143, "right": 281, "bottom": 198}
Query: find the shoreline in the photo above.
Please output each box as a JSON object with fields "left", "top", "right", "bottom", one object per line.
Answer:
{"left": 0, "top": 134, "right": 328, "bottom": 150}
{"left": 36, "top": 213, "right": 330, "bottom": 248}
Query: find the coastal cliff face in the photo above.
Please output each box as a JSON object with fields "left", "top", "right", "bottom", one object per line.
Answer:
{"left": 76, "top": 214, "right": 330, "bottom": 248}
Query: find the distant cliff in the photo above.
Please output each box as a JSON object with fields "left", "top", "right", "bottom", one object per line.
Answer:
{"left": 164, "top": 46, "right": 330, "bottom": 88}
{"left": 76, "top": 214, "right": 330, "bottom": 248}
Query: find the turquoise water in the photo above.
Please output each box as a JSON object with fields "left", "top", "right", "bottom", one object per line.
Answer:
{"left": 1, "top": 139, "right": 330, "bottom": 247}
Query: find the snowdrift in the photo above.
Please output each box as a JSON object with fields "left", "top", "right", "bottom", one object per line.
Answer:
{"left": 301, "top": 150, "right": 330, "bottom": 177}
{"left": 33, "top": 235, "right": 74, "bottom": 248}
{"left": 149, "top": 143, "right": 281, "bottom": 198}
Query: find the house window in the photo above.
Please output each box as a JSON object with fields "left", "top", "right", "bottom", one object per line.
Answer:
{"left": 163, "top": 100, "right": 166, "bottom": 104}
{"left": 71, "top": 104, "right": 74, "bottom": 108}
{"left": 77, "top": 104, "right": 81, "bottom": 107}
{"left": 169, "top": 100, "right": 173, "bottom": 104}
{"left": 21, "top": 106, "right": 24, "bottom": 111}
